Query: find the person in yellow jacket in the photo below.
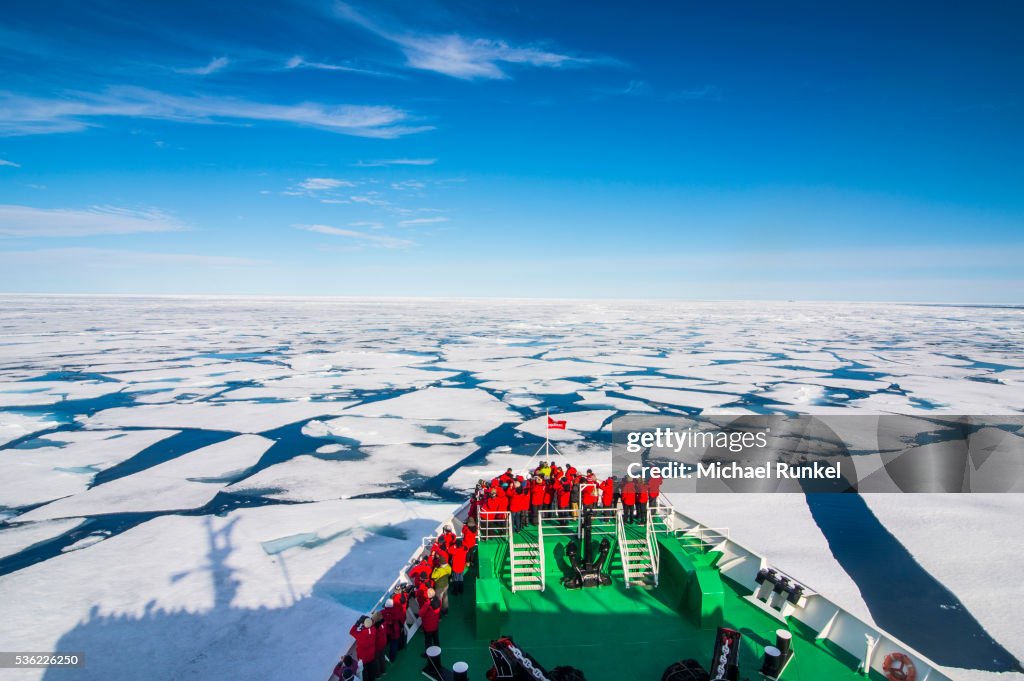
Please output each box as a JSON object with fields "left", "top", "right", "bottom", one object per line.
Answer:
{"left": 431, "top": 556, "right": 452, "bottom": 614}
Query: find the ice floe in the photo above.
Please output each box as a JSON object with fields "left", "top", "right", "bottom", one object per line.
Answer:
{"left": 83, "top": 400, "right": 358, "bottom": 433}
{"left": 228, "top": 443, "right": 478, "bottom": 501}
{"left": 344, "top": 386, "right": 519, "bottom": 422}
{"left": 0, "top": 429, "right": 178, "bottom": 508}
{"left": 19, "top": 434, "right": 274, "bottom": 520}
{"left": 0, "top": 412, "right": 57, "bottom": 448}
{"left": 0, "top": 518, "right": 84, "bottom": 560}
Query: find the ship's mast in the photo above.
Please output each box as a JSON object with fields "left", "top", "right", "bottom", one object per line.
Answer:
{"left": 532, "top": 408, "right": 564, "bottom": 461}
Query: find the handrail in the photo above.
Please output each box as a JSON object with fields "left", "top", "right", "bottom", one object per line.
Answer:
{"left": 651, "top": 497, "right": 676, "bottom": 533}
{"left": 645, "top": 505, "right": 660, "bottom": 586}
{"left": 537, "top": 509, "right": 578, "bottom": 537}
{"left": 679, "top": 525, "right": 731, "bottom": 551}
{"left": 615, "top": 506, "right": 633, "bottom": 589}
{"left": 537, "top": 512, "right": 546, "bottom": 592}
{"left": 477, "top": 510, "right": 512, "bottom": 542}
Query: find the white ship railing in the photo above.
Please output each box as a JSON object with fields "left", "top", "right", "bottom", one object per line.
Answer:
{"left": 615, "top": 506, "right": 635, "bottom": 588}
{"left": 536, "top": 514, "right": 546, "bottom": 592}
{"left": 645, "top": 505, "right": 660, "bottom": 586}
{"left": 661, "top": 496, "right": 953, "bottom": 681}
{"left": 538, "top": 508, "right": 578, "bottom": 537}
{"left": 476, "top": 509, "right": 512, "bottom": 542}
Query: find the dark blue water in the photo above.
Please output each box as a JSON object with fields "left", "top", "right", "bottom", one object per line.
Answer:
{"left": 804, "top": 494, "right": 1022, "bottom": 672}
{"left": 0, "top": 492, "right": 300, "bottom": 577}
{"left": 91, "top": 429, "right": 238, "bottom": 486}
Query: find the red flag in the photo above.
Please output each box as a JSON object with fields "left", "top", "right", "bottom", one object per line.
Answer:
{"left": 547, "top": 416, "right": 567, "bottom": 430}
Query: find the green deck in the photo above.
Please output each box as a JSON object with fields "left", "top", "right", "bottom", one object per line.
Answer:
{"left": 385, "top": 521, "right": 885, "bottom": 681}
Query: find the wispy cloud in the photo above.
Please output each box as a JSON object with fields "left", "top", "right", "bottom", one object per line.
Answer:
{"left": 0, "top": 87, "right": 432, "bottom": 138}
{"left": 176, "top": 56, "right": 230, "bottom": 76}
{"left": 285, "top": 55, "right": 391, "bottom": 78}
{"left": 297, "top": 177, "right": 355, "bottom": 191}
{"left": 391, "top": 180, "right": 426, "bottom": 190}
{"left": 0, "top": 204, "right": 186, "bottom": 237}
{"left": 399, "top": 216, "right": 448, "bottom": 226}
{"left": 0, "top": 159, "right": 20, "bottom": 168}
{"left": 349, "top": 194, "right": 390, "bottom": 207}
{"left": 354, "top": 158, "right": 437, "bottom": 167}
{"left": 335, "top": 3, "right": 589, "bottom": 80}
{"left": 596, "top": 81, "right": 721, "bottom": 102}
{"left": 0, "top": 247, "right": 261, "bottom": 268}
{"left": 294, "top": 223, "right": 412, "bottom": 248}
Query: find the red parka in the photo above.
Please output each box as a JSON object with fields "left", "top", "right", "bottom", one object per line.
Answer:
{"left": 374, "top": 620, "right": 387, "bottom": 653}
{"left": 530, "top": 480, "right": 546, "bottom": 507}
{"left": 621, "top": 480, "right": 636, "bottom": 506}
{"left": 450, "top": 545, "right": 468, "bottom": 574}
{"left": 581, "top": 478, "right": 598, "bottom": 506}
{"left": 462, "top": 524, "right": 477, "bottom": 550}
{"left": 648, "top": 476, "right": 662, "bottom": 499}
{"left": 600, "top": 478, "right": 615, "bottom": 507}
{"left": 420, "top": 598, "right": 441, "bottom": 633}
{"left": 556, "top": 480, "right": 572, "bottom": 509}
{"left": 384, "top": 598, "right": 406, "bottom": 640}
{"left": 408, "top": 558, "right": 431, "bottom": 586}
{"left": 349, "top": 622, "right": 376, "bottom": 664}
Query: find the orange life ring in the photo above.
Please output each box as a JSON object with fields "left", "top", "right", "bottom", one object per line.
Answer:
{"left": 883, "top": 652, "right": 916, "bottom": 681}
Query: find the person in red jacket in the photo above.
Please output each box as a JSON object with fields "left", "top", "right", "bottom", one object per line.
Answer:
{"left": 430, "top": 536, "right": 450, "bottom": 565}
{"left": 636, "top": 478, "right": 649, "bottom": 525}
{"left": 648, "top": 474, "right": 662, "bottom": 513}
{"left": 581, "top": 470, "right": 599, "bottom": 507}
{"left": 620, "top": 477, "right": 637, "bottom": 523}
{"left": 349, "top": 616, "right": 378, "bottom": 681}
{"left": 408, "top": 556, "right": 431, "bottom": 588}
{"left": 529, "top": 476, "right": 546, "bottom": 525}
{"left": 509, "top": 480, "right": 528, "bottom": 531}
{"left": 415, "top": 580, "right": 432, "bottom": 613}
{"left": 494, "top": 488, "right": 510, "bottom": 513}
{"left": 373, "top": 612, "right": 388, "bottom": 675}
{"left": 461, "top": 518, "right": 477, "bottom": 549}
{"left": 441, "top": 525, "right": 457, "bottom": 550}
{"left": 449, "top": 538, "right": 468, "bottom": 595}
{"left": 383, "top": 595, "right": 406, "bottom": 660}
{"left": 600, "top": 475, "right": 617, "bottom": 509}
{"left": 555, "top": 476, "right": 572, "bottom": 526}
{"left": 419, "top": 593, "right": 442, "bottom": 650}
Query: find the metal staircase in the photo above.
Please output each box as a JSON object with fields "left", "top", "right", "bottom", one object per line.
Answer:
{"left": 509, "top": 538, "right": 544, "bottom": 592}
{"left": 616, "top": 508, "right": 657, "bottom": 588}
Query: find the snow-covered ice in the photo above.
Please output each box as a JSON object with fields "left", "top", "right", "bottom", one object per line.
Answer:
{"left": 0, "top": 429, "right": 178, "bottom": 508}
{"left": 0, "top": 296, "right": 1022, "bottom": 681}
{"left": 19, "top": 434, "right": 274, "bottom": 520}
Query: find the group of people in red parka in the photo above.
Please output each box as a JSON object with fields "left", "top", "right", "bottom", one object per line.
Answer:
{"left": 343, "top": 462, "right": 663, "bottom": 681}
{"left": 468, "top": 461, "right": 662, "bottom": 530}
{"left": 345, "top": 519, "right": 477, "bottom": 681}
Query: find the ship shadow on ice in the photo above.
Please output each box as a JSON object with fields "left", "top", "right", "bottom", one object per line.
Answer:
{"left": 805, "top": 493, "right": 1023, "bottom": 674}
{"left": 42, "top": 514, "right": 439, "bottom": 681}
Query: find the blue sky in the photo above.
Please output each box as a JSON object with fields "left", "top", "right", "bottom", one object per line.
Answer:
{"left": 0, "top": 0, "right": 1021, "bottom": 301}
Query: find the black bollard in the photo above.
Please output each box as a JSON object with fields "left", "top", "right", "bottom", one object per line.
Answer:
{"left": 423, "top": 645, "right": 445, "bottom": 681}
{"left": 775, "top": 629, "right": 792, "bottom": 659}
{"left": 760, "top": 645, "right": 783, "bottom": 678}
{"left": 453, "top": 660, "right": 469, "bottom": 681}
